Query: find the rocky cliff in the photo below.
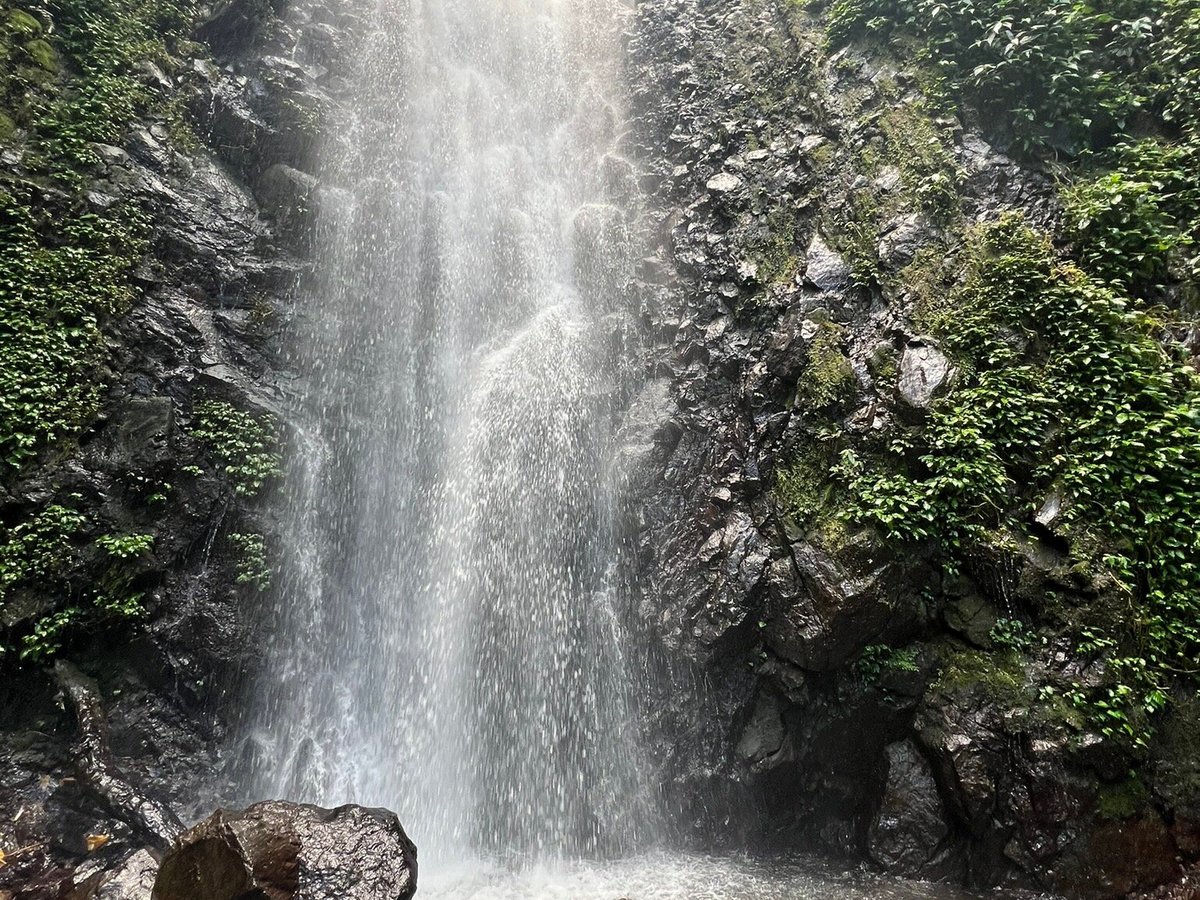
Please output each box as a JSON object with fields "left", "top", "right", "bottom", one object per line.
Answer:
{"left": 0, "top": 0, "right": 358, "bottom": 891}
{"left": 2, "top": 0, "right": 1199, "bottom": 896}
{"left": 624, "top": 0, "right": 1200, "bottom": 896}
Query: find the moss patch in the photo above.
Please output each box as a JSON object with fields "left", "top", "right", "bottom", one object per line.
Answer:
{"left": 798, "top": 324, "right": 855, "bottom": 408}
{"left": 1096, "top": 775, "right": 1150, "bottom": 821}
{"left": 932, "top": 647, "right": 1030, "bottom": 710}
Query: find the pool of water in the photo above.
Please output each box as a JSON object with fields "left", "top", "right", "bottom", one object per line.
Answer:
{"left": 419, "top": 851, "right": 989, "bottom": 900}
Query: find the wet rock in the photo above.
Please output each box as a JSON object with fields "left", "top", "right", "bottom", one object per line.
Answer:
{"left": 1072, "top": 817, "right": 1181, "bottom": 897}
{"left": 958, "top": 133, "right": 1059, "bottom": 227}
{"left": 804, "top": 233, "right": 850, "bottom": 292}
{"left": 1034, "top": 492, "right": 1063, "bottom": 530}
{"left": 943, "top": 593, "right": 998, "bottom": 648}
{"left": 764, "top": 539, "right": 923, "bottom": 671}
{"left": 916, "top": 711, "right": 1000, "bottom": 838}
{"left": 897, "top": 340, "right": 952, "bottom": 409}
{"left": 196, "top": 0, "right": 283, "bottom": 57}
{"left": 878, "top": 213, "right": 937, "bottom": 270}
{"left": 54, "top": 662, "right": 184, "bottom": 850}
{"left": 597, "top": 0, "right": 1190, "bottom": 891}
{"left": 867, "top": 741, "right": 956, "bottom": 878}
{"left": 115, "top": 398, "right": 174, "bottom": 465}
{"left": 153, "top": 802, "right": 417, "bottom": 900}
{"left": 705, "top": 171, "right": 742, "bottom": 195}
{"left": 736, "top": 691, "right": 786, "bottom": 765}
{"left": 256, "top": 162, "right": 319, "bottom": 246}
{"left": 79, "top": 849, "right": 160, "bottom": 899}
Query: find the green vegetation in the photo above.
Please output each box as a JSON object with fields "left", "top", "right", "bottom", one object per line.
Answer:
{"left": 20, "top": 607, "right": 84, "bottom": 662}
{"left": 0, "top": 503, "right": 86, "bottom": 594}
{"left": 229, "top": 531, "right": 270, "bottom": 592}
{"left": 827, "top": 98, "right": 961, "bottom": 287}
{"left": 27, "top": 0, "right": 198, "bottom": 180}
{"left": 819, "top": 0, "right": 1200, "bottom": 153}
{"left": 775, "top": 442, "right": 840, "bottom": 527}
{"left": 93, "top": 531, "right": 153, "bottom": 623}
{"left": 95, "top": 531, "right": 154, "bottom": 560}
{"left": 1096, "top": 774, "right": 1150, "bottom": 820}
{"left": 0, "top": 195, "right": 146, "bottom": 468}
{"left": 862, "top": 99, "right": 961, "bottom": 223}
{"left": 0, "top": 0, "right": 200, "bottom": 471}
{"left": 932, "top": 646, "right": 1030, "bottom": 707}
{"left": 191, "top": 400, "right": 283, "bottom": 497}
{"left": 798, "top": 323, "right": 856, "bottom": 407}
{"left": 837, "top": 215, "right": 1200, "bottom": 744}
{"left": 796, "top": 0, "right": 1200, "bottom": 750}
{"left": 1064, "top": 138, "right": 1200, "bottom": 302}
{"left": 750, "top": 204, "right": 804, "bottom": 286}
{"left": 858, "top": 643, "right": 920, "bottom": 682}
{"left": 989, "top": 616, "right": 1035, "bottom": 653}
{"left": 0, "top": 508, "right": 152, "bottom": 661}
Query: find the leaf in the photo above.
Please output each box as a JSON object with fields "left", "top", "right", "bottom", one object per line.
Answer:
{"left": 86, "top": 833, "right": 110, "bottom": 852}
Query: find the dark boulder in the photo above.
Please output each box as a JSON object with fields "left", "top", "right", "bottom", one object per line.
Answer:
{"left": 152, "top": 801, "right": 417, "bottom": 900}
{"left": 867, "top": 740, "right": 959, "bottom": 879}
{"left": 764, "top": 537, "right": 925, "bottom": 671}
{"left": 196, "top": 0, "right": 283, "bottom": 57}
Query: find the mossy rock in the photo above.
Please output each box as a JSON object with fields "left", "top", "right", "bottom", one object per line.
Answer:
{"left": 0, "top": 111, "right": 15, "bottom": 142}
{"left": 1096, "top": 775, "right": 1150, "bottom": 821}
{"left": 6, "top": 9, "right": 42, "bottom": 36}
{"left": 23, "top": 38, "right": 57, "bottom": 72}
{"left": 798, "top": 323, "right": 855, "bottom": 407}
{"left": 932, "top": 646, "right": 1030, "bottom": 711}
{"left": 775, "top": 444, "right": 836, "bottom": 525}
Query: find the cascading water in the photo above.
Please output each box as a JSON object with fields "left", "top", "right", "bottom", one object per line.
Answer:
{"left": 244, "top": 0, "right": 653, "bottom": 868}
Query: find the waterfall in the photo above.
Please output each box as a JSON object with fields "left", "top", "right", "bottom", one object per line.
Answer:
{"left": 243, "top": 0, "right": 653, "bottom": 865}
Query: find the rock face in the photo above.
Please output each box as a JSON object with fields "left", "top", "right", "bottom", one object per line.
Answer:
{"left": 621, "top": 0, "right": 1197, "bottom": 895}
{"left": 153, "top": 802, "right": 417, "bottom": 900}
{"left": 2, "top": 0, "right": 1197, "bottom": 896}
{"left": 866, "top": 741, "right": 955, "bottom": 878}
{"left": 897, "top": 341, "right": 953, "bottom": 409}
{"left": 0, "top": 0, "right": 362, "bottom": 891}
{"left": 804, "top": 234, "right": 851, "bottom": 293}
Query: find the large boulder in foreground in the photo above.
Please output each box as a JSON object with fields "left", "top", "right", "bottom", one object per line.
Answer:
{"left": 152, "top": 801, "right": 417, "bottom": 900}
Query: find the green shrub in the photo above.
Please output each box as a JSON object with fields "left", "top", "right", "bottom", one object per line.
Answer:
{"left": 820, "top": 0, "right": 1200, "bottom": 152}
{"left": 21, "top": 607, "right": 83, "bottom": 661}
{"left": 96, "top": 531, "right": 154, "bottom": 560}
{"left": 0, "top": 503, "right": 86, "bottom": 593}
{"left": 1064, "top": 138, "right": 1200, "bottom": 296}
{"left": 839, "top": 215, "right": 1200, "bottom": 743}
{"left": 990, "top": 617, "right": 1036, "bottom": 652}
{"left": 1157, "top": 0, "right": 1200, "bottom": 133}
{"left": 191, "top": 401, "right": 282, "bottom": 497}
{"left": 229, "top": 531, "right": 270, "bottom": 592}
{"left": 858, "top": 643, "right": 920, "bottom": 682}
{"left": 0, "top": 196, "right": 146, "bottom": 468}
{"left": 1, "top": 514, "right": 161, "bottom": 661}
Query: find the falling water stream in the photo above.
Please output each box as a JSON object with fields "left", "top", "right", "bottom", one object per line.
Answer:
{"left": 242, "top": 0, "right": 978, "bottom": 896}
{"left": 247, "top": 0, "right": 652, "bottom": 868}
